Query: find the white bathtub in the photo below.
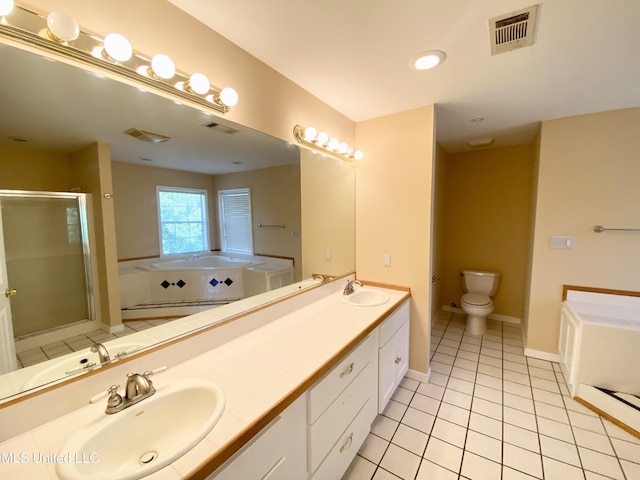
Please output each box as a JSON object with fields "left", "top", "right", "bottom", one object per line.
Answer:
{"left": 559, "top": 288, "right": 640, "bottom": 434}
{"left": 118, "top": 253, "right": 295, "bottom": 315}
{"left": 560, "top": 289, "right": 640, "bottom": 397}
{"left": 150, "top": 255, "right": 254, "bottom": 270}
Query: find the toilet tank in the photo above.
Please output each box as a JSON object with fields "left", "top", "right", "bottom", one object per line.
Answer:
{"left": 461, "top": 270, "right": 501, "bottom": 296}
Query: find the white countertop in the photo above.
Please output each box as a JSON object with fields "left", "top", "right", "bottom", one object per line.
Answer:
{"left": 0, "top": 283, "right": 409, "bottom": 479}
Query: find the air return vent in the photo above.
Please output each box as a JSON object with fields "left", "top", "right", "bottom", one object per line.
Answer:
{"left": 202, "top": 122, "right": 239, "bottom": 134}
{"left": 489, "top": 4, "right": 538, "bottom": 55}
{"left": 124, "top": 128, "right": 173, "bottom": 143}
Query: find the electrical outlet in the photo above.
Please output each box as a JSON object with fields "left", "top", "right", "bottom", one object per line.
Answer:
{"left": 383, "top": 253, "right": 391, "bottom": 267}
{"left": 325, "top": 249, "right": 332, "bottom": 261}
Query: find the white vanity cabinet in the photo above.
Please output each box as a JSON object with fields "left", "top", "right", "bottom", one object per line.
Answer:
{"left": 378, "top": 301, "right": 410, "bottom": 413}
{"left": 307, "top": 331, "right": 378, "bottom": 480}
{"left": 209, "top": 395, "right": 307, "bottom": 480}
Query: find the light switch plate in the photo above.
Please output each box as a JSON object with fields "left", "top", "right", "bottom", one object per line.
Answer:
{"left": 550, "top": 236, "right": 575, "bottom": 249}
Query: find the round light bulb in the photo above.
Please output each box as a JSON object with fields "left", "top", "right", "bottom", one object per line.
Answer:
{"left": 188, "top": 72, "right": 210, "bottom": 94}
{"left": 353, "top": 150, "right": 364, "bottom": 160}
{"left": 303, "top": 126, "right": 317, "bottom": 141}
{"left": 103, "top": 33, "right": 132, "bottom": 62}
{"left": 0, "top": 0, "right": 14, "bottom": 16}
{"left": 46, "top": 11, "right": 79, "bottom": 42}
{"left": 150, "top": 54, "right": 175, "bottom": 79}
{"left": 328, "top": 138, "right": 339, "bottom": 151}
{"left": 219, "top": 87, "right": 238, "bottom": 107}
{"left": 338, "top": 142, "right": 349, "bottom": 154}
{"left": 316, "top": 132, "right": 329, "bottom": 145}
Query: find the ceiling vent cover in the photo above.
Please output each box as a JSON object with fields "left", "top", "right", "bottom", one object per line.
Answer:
{"left": 203, "top": 122, "right": 239, "bottom": 134}
{"left": 489, "top": 4, "right": 539, "bottom": 55}
{"left": 124, "top": 128, "right": 173, "bottom": 144}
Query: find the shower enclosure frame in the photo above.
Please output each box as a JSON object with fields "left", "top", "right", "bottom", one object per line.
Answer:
{"left": 0, "top": 189, "right": 96, "bottom": 340}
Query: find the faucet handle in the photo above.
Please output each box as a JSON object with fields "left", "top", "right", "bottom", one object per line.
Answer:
{"left": 143, "top": 366, "right": 168, "bottom": 379}
{"left": 106, "top": 384, "right": 122, "bottom": 409}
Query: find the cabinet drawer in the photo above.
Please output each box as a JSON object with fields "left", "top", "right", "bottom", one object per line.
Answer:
{"left": 308, "top": 331, "right": 377, "bottom": 424}
{"left": 379, "top": 301, "right": 409, "bottom": 347}
{"left": 308, "top": 362, "right": 376, "bottom": 473}
{"left": 310, "top": 397, "right": 376, "bottom": 480}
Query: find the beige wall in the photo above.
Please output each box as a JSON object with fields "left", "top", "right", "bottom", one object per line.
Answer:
{"left": 0, "top": 144, "right": 73, "bottom": 191}
{"left": 69, "top": 142, "right": 121, "bottom": 330}
{"left": 112, "top": 162, "right": 303, "bottom": 278}
{"left": 355, "top": 106, "right": 435, "bottom": 375}
{"left": 431, "top": 145, "right": 447, "bottom": 318}
{"left": 521, "top": 134, "right": 541, "bottom": 342}
{"left": 216, "top": 164, "right": 302, "bottom": 280}
{"left": 440, "top": 144, "right": 536, "bottom": 320}
{"left": 111, "top": 162, "right": 218, "bottom": 259}
{"left": 301, "top": 149, "right": 355, "bottom": 278}
{"left": 526, "top": 107, "right": 640, "bottom": 354}
{"left": 22, "top": 0, "right": 355, "bottom": 149}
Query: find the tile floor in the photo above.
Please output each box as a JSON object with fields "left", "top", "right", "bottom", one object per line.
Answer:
{"left": 342, "top": 311, "right": 640, "bottom": 480}
{"left": 16, "top": 319, "right": 170, "bottom": 368}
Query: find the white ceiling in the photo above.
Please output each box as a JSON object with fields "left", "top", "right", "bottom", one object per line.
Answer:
{"left": 168, "top": 0, "right": 640, "bottom": 152}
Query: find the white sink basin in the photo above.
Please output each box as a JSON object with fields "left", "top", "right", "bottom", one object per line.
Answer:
{"left": 56, "top": 378, "right": 225, "bottom": 480}
{"left": 22, "top": 342, "right": 145, "bottom": 391}
{"left": 342, "top": 288, "right": 390, "bottom": 307}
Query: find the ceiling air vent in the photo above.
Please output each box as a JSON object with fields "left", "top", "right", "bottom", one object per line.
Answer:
{"left": 202, "top": 122, "right": 239, "bottom": 134}
{"left": 489, "top": 4, "right": 539, "bottom": 55}
{"left": 124, "top": 128, "right": 173, "bottom": 144}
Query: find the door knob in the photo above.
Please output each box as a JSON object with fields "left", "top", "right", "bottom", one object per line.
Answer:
{"left": 4, "top": 288, "right": 18, "bottom": 297}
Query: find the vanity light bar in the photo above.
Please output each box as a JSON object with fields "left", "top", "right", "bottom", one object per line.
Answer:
{"left": 293, "top": 124, "right": 364, "bottom": 162}
{"left": 0, "top": 4, "right": 238, "bottom": 113}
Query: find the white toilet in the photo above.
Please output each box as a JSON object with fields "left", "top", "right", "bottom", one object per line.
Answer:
{"left": 460, "top": 270, "right": 501, "bottom": 336}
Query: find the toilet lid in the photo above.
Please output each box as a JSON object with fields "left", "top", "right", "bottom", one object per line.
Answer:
{"left": 462, "top": 293, "right": 492, "bottom": 307}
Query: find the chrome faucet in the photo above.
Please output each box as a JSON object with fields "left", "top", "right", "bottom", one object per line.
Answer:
{"left": 104, "top": 371, "right": 157, "bottom": 414}
{"left": 90, "top": 343, "right": 111, "bottom": 364}
{"left": 343, "top": 279, "right": 363, "bottom": 295}
{"left": 312, "top": 274, "right": 326, "bottom": 282}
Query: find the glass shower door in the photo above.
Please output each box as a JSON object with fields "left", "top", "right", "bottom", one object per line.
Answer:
{"left": 0, "top": 191, "right": 94, "bottom": 343}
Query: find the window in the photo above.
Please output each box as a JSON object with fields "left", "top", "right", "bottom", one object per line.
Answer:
{"left": 218, "top": 188, "right": 253, "bottom": 254}
{"left": 157, "top": 186, "right": 209, "bottom": 255}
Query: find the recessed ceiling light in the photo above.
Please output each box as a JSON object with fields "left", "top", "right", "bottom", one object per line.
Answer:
{"left": 410, "top": 50, "right": 446, "bottom": 70}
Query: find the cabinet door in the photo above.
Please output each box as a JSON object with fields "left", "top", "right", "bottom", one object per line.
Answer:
{"left": 392, "top": 321, "right": 410, "bottom": 387}
{"left": 209, "top": 396, "right": 306, "bottom": 480}
{"left": 378, "top": 320, "right": 409, "bottom": 413}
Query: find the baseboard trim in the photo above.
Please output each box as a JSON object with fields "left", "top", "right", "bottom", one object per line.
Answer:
{"left": 406, "top": 368, "right": 431, "bottom": 384}
{"left": 524, "top": 347, "right": 560, "bottom": 362}
{"left": 489, "top": 314, "right": 520, "bottom": 325}
{"left": 440, "top": 306, "right": 521, "bottom": 325}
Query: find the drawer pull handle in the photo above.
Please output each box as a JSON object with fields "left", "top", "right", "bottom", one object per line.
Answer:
{"left": 340, "top": 433, "right": 354, "bottom": 453}
{"left": 395, "top": 356, "right": 402, "bottom": 364}
{"left": 340, "top": 362, "right": 354, "bottom": 378}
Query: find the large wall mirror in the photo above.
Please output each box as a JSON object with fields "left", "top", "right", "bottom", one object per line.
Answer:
{"left": 0, "top": 22, "right": 355, "bottom": 403}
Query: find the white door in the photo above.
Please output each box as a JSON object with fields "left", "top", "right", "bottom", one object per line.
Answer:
{"left": 0, "top": 208, "right": 18, "bottom": 374}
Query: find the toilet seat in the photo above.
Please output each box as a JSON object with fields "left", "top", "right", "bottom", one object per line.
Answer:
{"left": 461, "top": 293, "right": 492, "bottom": 307}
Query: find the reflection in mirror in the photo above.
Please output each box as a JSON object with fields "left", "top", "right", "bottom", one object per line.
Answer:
{"left": 0, "top": 36, "right": 355, "bottom": 402}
